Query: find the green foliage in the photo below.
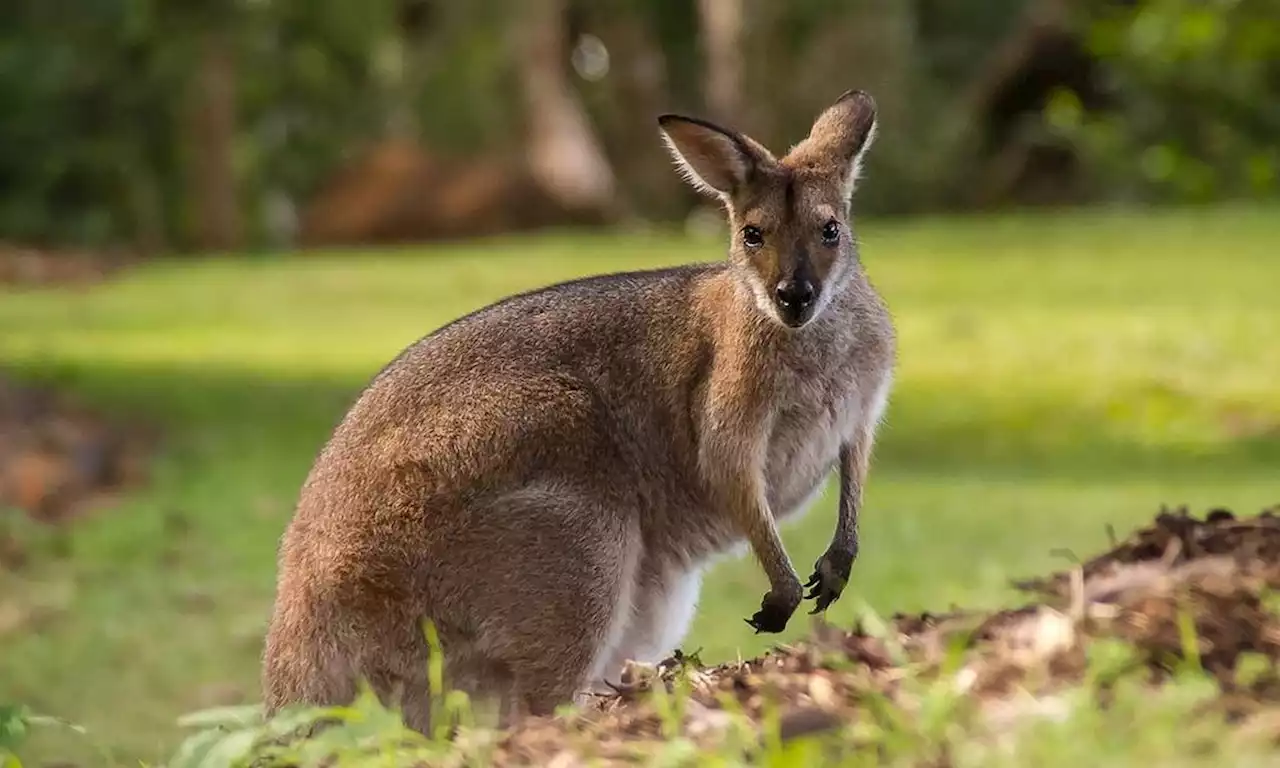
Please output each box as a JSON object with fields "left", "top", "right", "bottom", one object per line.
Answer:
{"left": 7, "top": 0, "right": 1280, "bottom": 249}
{"left": 162, "top": 622, "right": 495, "bottom": 768}
{"left": 164, "top": 694, "right": 453, "bottom": 768}
{"left": 1051, "top": 0, "right": 1280, "bottom": 203}
{"left": 0, "top": 704, "right": 88, "bottom": 767}
{"left": 0, "top": 0, "right": 396, "bottom": 250}
{"left": 0, "top": 1, "right": 171, "bottom": 246}
{"left": 236, "top": 1, "right": 399, "bottom": 224}
{"left": 0, "top": 704, "right": 31, "bottom": 758}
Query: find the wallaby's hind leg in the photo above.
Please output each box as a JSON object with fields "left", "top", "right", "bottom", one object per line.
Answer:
{"left": 360, "top": 629, "right": 535, "bottom": 735}
{"left": 262, "top": 582, "right": 358, "bottom": 719}
{"left": 594, "top": 560, "right": 704, "bottom": 684}
{"left": 421, "top": 483, "right": 641, "bottom": 721}
{"left": 263, "top": 586, "right": 519, "bottom": 735}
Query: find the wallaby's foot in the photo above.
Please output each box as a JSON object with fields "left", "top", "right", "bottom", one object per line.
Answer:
{"left": 745, "top": 583, "right": 801, "bottom": 634}
{"left": 805, "top": 546, "right": 855, "bottom": 614}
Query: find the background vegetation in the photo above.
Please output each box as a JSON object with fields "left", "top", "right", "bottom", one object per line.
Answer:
{"left": 2, "top": 0, "right": 1278, "bottom": 251}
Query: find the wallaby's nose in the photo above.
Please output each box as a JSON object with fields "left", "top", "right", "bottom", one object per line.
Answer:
{"left": 774, "top": 279, "right": 815, "bottom": 311}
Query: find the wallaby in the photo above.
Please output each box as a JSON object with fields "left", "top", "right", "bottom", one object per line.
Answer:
{"left": 261, "top": 89, "right": 896, "bottom": 733}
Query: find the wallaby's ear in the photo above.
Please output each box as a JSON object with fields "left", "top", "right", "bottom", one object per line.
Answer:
{"left": 795, "top": 89, "right": 879, "bottom": 200}
{"left": 657, "top": 114, "right": 772, "bottom": 200}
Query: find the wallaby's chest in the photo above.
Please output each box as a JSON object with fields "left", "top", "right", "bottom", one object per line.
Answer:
{"left": 763, "top": 354, "right": 868, "bottom": 517}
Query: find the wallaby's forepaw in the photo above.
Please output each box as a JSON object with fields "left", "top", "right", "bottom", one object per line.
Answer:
{"left": 805, "top": 548, "right": 854, "bottom": 614}
{"left": 745, "top": 587, "right": 800, "bottom": 634}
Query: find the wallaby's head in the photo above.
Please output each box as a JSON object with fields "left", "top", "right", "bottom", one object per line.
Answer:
{"left": 658, "top": 90, "right": 878, "bottom": 329}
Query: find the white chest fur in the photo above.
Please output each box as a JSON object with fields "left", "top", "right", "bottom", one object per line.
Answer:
{"left": 765, "top": 374, "right": 864, "bottom": 518}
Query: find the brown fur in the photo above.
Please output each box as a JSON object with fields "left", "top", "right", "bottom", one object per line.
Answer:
{"left": 261, "top": 90, "right": 896, "bottom": 733}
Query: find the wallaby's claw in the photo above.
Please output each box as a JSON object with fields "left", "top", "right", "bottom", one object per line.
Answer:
{"left": 805, "top": 549, "right": 854, "bottom": 614}
{"left": 745, "top": 589, "right": 798, "bottom": 634}
{"left": 744, "top": 608, "right": 785, "bottom": 634}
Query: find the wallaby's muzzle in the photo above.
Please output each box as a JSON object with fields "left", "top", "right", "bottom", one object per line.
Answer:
{"left": 774, "top": 278, "right": 816, "bottom": 327}
{"left": 773, "top": 254, "right": 821, "bottom": 328}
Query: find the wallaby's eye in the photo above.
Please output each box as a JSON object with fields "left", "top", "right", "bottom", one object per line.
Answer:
{"left": 821, "top": 220, "right": 840, "bottom": 245}
{"left": 742, "top": 226, "right": 764, "bottom": 248}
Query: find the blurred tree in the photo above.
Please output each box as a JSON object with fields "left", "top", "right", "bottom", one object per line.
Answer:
{"left": 697, "top": 0, "right": 743, "bottom": 124}
{"left": 1, "top": 0, "right": 1275, "bottom": 253}
{"left": 0, "top": 0, "right": 399, "bottom": 252}
{"left": 182, "top": 16, "right": 243, "bottom": 251}
{"left": 236, "top": 0, "right": 397, "bottom": 246}
{"left": 1050, "top": 0, "right": 1280, "bottom": 202}
{"left": 571, "top": 0, "right": 685, "bottom": 221}
{"left": 384, "top": 0, "right": 434, "bottom": 138}
{"left": 518, "top": 0, "right": 621, "bottom": 220}
{"left": 946, "top": 0, "right": 1103, "bottom": 207}
{"left": 0, "top": 0, "right": 176, "bottom": 250}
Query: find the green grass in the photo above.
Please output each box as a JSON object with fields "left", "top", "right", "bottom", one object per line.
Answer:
{"left": 2, "top": 204, "right": 1278, "bottom": 764}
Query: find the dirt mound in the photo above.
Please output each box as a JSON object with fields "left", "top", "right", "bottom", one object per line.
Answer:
{"left": 0, "top": 374, "right": 152, "bottom": 534}
{"left": 0, "top": 243, "right": 131, "bottom": 288}
{"left": 489, "top": 505, "right": 1280, "bottom": 764}
{"left": 298, "top": 139, "right": 608, "bottom": 247}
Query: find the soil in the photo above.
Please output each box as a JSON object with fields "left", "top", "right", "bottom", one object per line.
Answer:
{"left": 297, "top": 138, "right": 610, "bottom": 247}
{"left": 0, "top": 243, "right": 132, "bottom": 288}
{"left": 0, "top": 373, "right": 152, "bottom": 530}
{"left": 482, "top": 505, "right": 1280, "bottom": 765}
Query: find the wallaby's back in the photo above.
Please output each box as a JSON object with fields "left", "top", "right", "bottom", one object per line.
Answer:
{"left": 309, "top": 263, "right": 723, "bottom": 515}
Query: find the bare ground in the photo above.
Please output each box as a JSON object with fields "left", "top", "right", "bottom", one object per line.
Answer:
{"left": 0, "top": 243, "right": 132, "bottom": 289}
{"left": 485, "top": 505, "right": 1280, "bottom": 765}
{"left": 0, "top": 373, "right": 152, "bottom": 535}
{"left": 0, "top": 244, "right": 148, "bottom": 540}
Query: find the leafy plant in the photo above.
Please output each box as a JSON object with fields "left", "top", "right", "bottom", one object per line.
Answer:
{"left": 1050, "top": 0, "right": 1280, "bottom": 203}
{"left": 0, "top": 704, "right": 87, "bottom": 768}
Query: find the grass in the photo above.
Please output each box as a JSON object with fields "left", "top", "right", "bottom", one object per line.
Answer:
{"left": 1, "top": 203, "right": 1278, "bottom": 764}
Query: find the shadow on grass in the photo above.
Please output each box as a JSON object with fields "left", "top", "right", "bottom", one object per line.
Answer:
{"left": 8, "top": 357, "right": 1278, "bottom": 489}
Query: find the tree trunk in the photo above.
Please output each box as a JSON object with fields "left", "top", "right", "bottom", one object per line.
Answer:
{"left": 379, "top": 0, "right": 436, "bottom": 139}
{"left": 776, "top": 0, "right": 919, "bottom": 210}
{"left": 183, "top": 29, "right": 241, "bottom": 252}
{"left": 515, "top": 0, "right": 619, "bottom": 218}
{"left": 572, "top": 1, "right": 681, "bottom": 221}
{"left": 697, "top": 0, "right": 743, "bottom": 124}
{"left": 817, "top": 0, "right": 913, "bottom": 133}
